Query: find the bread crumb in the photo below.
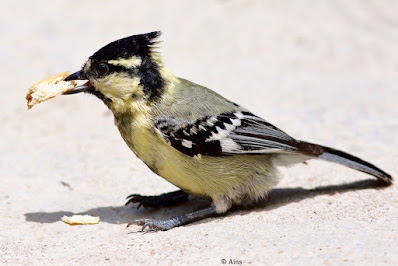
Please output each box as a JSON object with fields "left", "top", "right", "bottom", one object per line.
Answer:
{"left": 61, "top": 215, "right": 100, "bottom": 225}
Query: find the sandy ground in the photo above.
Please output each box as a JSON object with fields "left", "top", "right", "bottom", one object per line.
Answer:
{"left": 1, "top": 0, "right": 397, "bottom": 265}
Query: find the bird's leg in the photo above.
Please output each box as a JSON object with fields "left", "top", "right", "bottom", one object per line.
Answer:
{"left": 128, "top": 206, "right": 216, "bottom": 231}
{"left": 125, "top": 190, "right": 189, "bottom": 209}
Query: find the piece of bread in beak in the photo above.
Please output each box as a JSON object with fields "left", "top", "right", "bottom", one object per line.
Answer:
{"left": 26, "top": 71, "right": 77, "bottom": 109}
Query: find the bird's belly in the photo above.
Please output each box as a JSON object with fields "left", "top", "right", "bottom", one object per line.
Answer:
{"left": 118, "top": 120, "right": 279, "bottom": 210}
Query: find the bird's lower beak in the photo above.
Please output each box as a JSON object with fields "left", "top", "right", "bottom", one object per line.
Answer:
{"left": 63, "top": 70, "right": 94, "bottom": 95}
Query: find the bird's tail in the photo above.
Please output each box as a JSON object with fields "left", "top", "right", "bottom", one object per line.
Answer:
{"left": 299, "top": 141, "right": 393, "bottom": 184}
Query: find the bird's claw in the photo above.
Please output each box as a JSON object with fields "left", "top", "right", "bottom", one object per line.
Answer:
{"left": 127, "top": 219, "right": 170, "bottom": 231}
{"left": 125, "top": 191, "right": 188, "bottom": 209}
{"left": 125, "top": 194, "right": 151, "bottom": 209}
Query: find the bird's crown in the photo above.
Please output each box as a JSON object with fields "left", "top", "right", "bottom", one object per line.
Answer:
{"left": 90, "top": 31, "right": 161, "bottom": 62}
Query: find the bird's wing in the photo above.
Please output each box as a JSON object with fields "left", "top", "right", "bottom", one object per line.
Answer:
{"left": 154, "top": 106, "right": 315, "bottom": 159}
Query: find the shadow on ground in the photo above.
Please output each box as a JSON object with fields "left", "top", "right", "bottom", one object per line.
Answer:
{"left": 25, "top": 179, "right": 390, "bottom": 225}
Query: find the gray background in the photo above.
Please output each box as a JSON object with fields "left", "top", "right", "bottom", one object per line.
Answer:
{"left": 1, "top": 0, "right": 397, "bottom": 265}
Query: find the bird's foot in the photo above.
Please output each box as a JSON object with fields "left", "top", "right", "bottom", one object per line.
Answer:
{"left": 125, "top": 190, "right": 189, "bottom": 209}
{"left": 127, "top": 206, "right": 216, "bottom": 231}
{"left": 128, "top": 218, "right": 179, "bottom": 231}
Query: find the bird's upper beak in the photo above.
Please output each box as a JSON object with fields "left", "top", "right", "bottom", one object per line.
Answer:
{"left": 63, "top": 70, "right": 93, "bottom": 95}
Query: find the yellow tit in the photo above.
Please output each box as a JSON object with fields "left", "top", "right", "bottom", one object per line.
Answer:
{"left": 64, "top": 31, "right": 392, "bottom": 231}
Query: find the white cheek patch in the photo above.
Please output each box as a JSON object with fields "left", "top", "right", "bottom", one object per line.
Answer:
{"left": 102, "top": 76, "right": 142, "bottom": 100}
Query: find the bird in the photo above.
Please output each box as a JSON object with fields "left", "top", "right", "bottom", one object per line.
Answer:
{"left": 64, "top": 31, "right": 392, "bottom": 231}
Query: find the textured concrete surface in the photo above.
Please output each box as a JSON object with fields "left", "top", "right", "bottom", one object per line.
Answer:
{"left": 1, "top": 0, "right": 397, "bottom": 265}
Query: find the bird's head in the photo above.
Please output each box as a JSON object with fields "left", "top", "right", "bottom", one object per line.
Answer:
{"left": 65, "top": 31, "right": 176, "bottom": 113}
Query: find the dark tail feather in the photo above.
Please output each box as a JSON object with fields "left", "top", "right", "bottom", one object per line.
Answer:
{"left": 300, "top": 141, "right": 393, "bottom": 184}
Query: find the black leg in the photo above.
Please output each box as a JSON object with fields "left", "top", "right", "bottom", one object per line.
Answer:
{"left": 128, "top": 206, "right": 216, "bottom": 231}
{"left": 125, "top": 190, "right": 189, "bottom": 209}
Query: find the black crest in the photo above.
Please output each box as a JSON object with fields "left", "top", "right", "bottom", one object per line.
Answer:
{"left": 90, "top": 31, "right": 161, "bottom": 61}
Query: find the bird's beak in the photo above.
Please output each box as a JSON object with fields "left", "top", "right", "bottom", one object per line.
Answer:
{"left": 65, "top": 70, "right": 86, "bottom": 81}
{"left": 63, "top": 70, "right": 94, "bottom": 95}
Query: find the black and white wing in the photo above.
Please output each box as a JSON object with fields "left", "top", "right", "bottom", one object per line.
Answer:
{"left": 154, "top": 106, "right": 320, "bottom": 159}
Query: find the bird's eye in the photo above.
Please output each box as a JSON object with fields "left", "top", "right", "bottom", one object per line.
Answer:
{"left": 94, "top": 63, "right": 109, "bottom": 77}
